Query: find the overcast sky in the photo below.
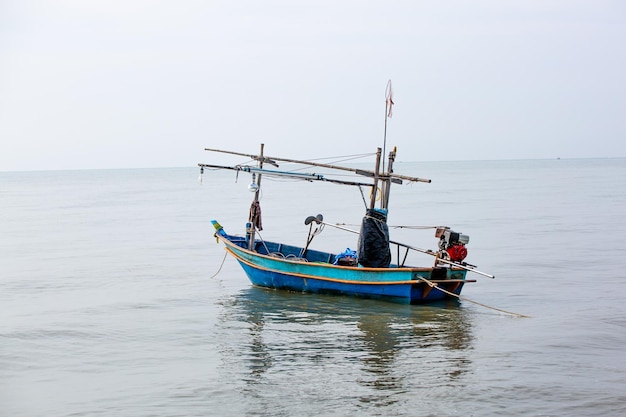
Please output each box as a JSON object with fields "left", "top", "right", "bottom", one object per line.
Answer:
{"left": 1, "top": 0, "right": 625, "bottom": 171}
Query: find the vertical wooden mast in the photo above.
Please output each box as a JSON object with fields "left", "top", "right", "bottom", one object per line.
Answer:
{"left": 381, "top": 146, "right": 396, "bottom": 210}
{"left": 248, "top": 143, "right": 264, "bottom": 250}
{"left": 369, "top": 148, "right": 382, "bottom": 210}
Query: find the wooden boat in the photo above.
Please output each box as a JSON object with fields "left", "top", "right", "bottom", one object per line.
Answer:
{"left": 199, "top": 86, "right": 493, "bottom": 304}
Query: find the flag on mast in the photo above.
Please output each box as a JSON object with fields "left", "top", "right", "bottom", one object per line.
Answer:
{"left": 386, "top": 80, "right": 394, "bottom": 118}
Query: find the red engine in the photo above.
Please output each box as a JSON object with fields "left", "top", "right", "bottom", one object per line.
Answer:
{"left": 436, "top": 227, "right": 470, "bottom": 262}
{"left": 446, "top": 244, "right": 468, "bottom": 262}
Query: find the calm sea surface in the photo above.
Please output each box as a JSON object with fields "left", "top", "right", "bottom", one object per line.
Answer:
{"left": 1, "top": 159, "right": 626, "bottom": 416}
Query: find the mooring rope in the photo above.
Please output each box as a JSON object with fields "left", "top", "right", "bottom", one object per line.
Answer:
{"left": 417, "top": 277, "right": 530, "bottom": 318}
{"left": 209, "top": 251, "right": 229, "bottom": 279}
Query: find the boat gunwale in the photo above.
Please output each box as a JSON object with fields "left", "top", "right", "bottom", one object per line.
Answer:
{"left": 219, "top": 235, "right": 474, "bottom": 286}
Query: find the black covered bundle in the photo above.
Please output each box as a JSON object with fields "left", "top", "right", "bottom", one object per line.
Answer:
{"left": 357, "top": 208, "right": 391, "bottom": 268}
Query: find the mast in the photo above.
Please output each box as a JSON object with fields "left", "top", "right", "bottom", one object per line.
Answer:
{"left": 381, "top": 80, "right": 395, "bottom": 210}
{"left": 382, "top": 80, "right": 393, "bottom": 173}
{"left": 381, "top": 146, "right": 396, "bottom": 210}
{"left": 369, "top": 148, "right": 382, "bottom": 209}
{"left": 248, "top": 143, "right": 264, "bottom": 250}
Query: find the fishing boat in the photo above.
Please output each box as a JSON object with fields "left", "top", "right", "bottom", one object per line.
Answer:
{"left": 199, "top": 85, "right": 493, "bottom": 304}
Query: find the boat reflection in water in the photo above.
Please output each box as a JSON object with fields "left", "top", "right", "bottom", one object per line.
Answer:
{"left": 216, "top": 286, "right": 474, "bottom": 411}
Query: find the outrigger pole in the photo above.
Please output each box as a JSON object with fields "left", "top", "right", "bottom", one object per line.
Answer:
{"left": 203, "top": 147, "right": 431, "bottom": 185}
{"left": 197, "top": 164, "right": 377, "bottom": 187}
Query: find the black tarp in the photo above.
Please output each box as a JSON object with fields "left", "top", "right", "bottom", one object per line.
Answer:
{"left": 357, "top": 208, "right": 391, "bottom": 268}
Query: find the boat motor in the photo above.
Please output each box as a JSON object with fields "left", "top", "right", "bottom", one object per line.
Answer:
{"left": 435, "top": 227, "right": 469, "bottom": 262}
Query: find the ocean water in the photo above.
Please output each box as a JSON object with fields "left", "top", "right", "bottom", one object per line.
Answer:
{"left": 1, "top": 159, "right": 626, "bottom": 416}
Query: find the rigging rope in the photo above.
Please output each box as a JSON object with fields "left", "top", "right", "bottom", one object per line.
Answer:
{"left": 357, "top": 186, "right": 368, "bottom": 210}
{"left": 337, "top": 222, "right": 439, "bottom": 230}
{"left": 292, "top": 153, "right": 375, "bottom": 167}
{"left": 253, "top": 229, "right": 272, "bottom": 255}
{"left": 390, "top": 225, "right": 439, "bottom": 230}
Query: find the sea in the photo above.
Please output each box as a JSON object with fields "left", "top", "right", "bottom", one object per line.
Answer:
{"left": 1, "top": 158, "right": 625, "bottom": 417}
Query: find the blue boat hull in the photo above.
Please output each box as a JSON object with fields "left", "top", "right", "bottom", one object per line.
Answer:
{"left": 218, "top": 234, "right": 473, "bottom": 304}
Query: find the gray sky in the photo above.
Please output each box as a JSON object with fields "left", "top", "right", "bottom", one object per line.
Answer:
{"left": 1, "top": 0, "right": 625, "bottom": 171}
